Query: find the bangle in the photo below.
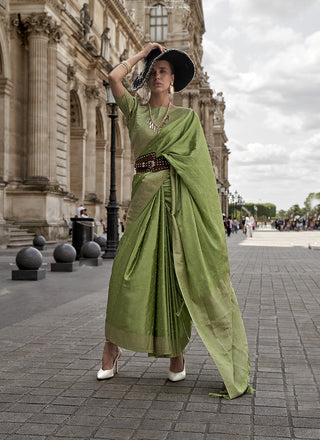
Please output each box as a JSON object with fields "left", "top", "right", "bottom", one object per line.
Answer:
{"left": 120, "top": 61, "right": 132, "bottom": 74}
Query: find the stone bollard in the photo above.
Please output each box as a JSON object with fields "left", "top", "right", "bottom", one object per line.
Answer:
{"left": 51, "top": 243, "right": 78, "bottom": 272}
{"left": 94, "top": 235, "right": 107, "bottom": 251}
{"left": 33, "top": 235, "right": 46, "bottom": 251}
{"left": 12, "top": 247, "right": 46, "bottom": 280}
{"left": 79, "top": 241, "right": 102, "bottom": 266}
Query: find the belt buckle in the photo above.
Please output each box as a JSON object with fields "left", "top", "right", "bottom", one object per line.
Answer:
{"left": 147, "top": 160, "right": 155, "bottom": 171}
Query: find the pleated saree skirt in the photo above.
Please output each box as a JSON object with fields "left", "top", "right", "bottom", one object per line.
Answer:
{"left": 105, "top": 174, "right": 192, "bottom": 358}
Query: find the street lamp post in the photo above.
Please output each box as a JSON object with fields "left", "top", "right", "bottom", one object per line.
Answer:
{"left": 232, "top": 194, "right": 235, "bottom": 218}
{"left": 236, "top": 194, "right": 242, "bottom": 219}
{"left": 241, "top": 198, "right": 246, "bottom": 215}
{"left": 102, "top": 81, "right": 119, "bottom": 259}
{"left": 225, "top": 189, "right": 229, "bottom": 216}
{"left": 254, "top": 205, "right": 258, "bottom": 228}
{"left": 233, "top": 190, "right": 238, "bottom": 218}
{"left": 229, "top": 192, "right": 234, "bottom": 218}
{"left": 221, "top": 187, "right": 227, "bottom": 215}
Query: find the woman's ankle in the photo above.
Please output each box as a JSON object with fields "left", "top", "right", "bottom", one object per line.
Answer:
{"left": 169, "top": 354, "right": 184, "bottom": 373}
{"left": 102, "top": 340, "right": 120, "bottom": 370}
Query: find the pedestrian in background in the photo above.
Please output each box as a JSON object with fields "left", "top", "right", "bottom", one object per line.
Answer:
{"left": 245, "top": 213, "right": 254, "bottom": 238}
{"left": 80, "top": 208, "right": 89, "bottom": 218}
{"left": 226, "top": 215, "right": 232, "bottom": 237}
{"left": 233, "top": 217, "right": 239, "bottom": 233}
{"left": 76, "top": 205, "right": 84, "bottom": 217}
{"left": 241, "top": 215, "right": 246, "bottom": 234}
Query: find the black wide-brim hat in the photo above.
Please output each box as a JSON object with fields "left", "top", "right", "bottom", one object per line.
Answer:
{"left": 132, "top": 47, "right": 195, "bottom": 92}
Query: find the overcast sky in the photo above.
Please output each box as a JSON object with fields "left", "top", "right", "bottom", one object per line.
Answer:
{"left": 201, "top": 0, "right": 320, "bottom": 211}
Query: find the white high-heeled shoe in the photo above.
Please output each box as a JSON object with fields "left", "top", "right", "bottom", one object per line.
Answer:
{"left": 97, "top": 349, "right": 122, "bottom": 380}
{"left": 168, "top": 361, "right": 186, "bottom": 382}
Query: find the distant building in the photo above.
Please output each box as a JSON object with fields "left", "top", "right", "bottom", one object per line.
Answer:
{"left": 0, "top": 0, "right": 229, "bottom": 247}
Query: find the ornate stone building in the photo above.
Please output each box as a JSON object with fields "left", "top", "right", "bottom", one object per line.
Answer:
{"left": 0, "top": 0, "right": 229, "bottom": 247}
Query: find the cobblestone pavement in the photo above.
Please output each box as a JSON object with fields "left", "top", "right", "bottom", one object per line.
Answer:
{"left": 0, "top": 231, "right": 320, "bottom": 439}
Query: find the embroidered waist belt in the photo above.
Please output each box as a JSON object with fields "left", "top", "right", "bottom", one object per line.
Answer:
{"left": 134, "top": 152, "right": 170, "bottom": 173}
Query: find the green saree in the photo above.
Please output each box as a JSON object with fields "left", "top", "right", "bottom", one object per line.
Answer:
{"left": 105, "top": 90, "right": 251, "bottom": 399}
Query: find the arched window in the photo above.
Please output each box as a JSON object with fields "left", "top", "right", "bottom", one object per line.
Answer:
{"left": 150, "top": 4, "right": 168, "bottom": 42}
{"left": 70, "top": 90, "right": 83, "bottom": 128}
{"left": 96, "top": 107, "right": 104, "bottom": 139}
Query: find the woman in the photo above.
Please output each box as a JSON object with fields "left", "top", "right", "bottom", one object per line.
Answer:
{"left": 97, "top": 42, "right": 252, "bottom": 399}
{"left": 245, "top": 214, "right": 254, "bottom": 238}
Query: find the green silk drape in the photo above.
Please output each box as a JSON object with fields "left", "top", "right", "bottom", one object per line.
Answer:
{"left": 105, "top": 101, "right": 251, "bottom": 399}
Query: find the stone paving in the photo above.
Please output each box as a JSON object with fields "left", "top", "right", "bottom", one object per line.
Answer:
{"left": 0, "top": 231, "right": 320, "bottom": 439}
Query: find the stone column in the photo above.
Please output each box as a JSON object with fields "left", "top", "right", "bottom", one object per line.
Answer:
{"left": 48, "top": 24, "right": 61, "bottom": 183}
{"left": 0, "top": 180, "right": 6, "bottom": 225}
{"left": 0, "top": 78, "right": 12, "bottom": 224}
{"left": 0, "top": 78, "right": 13, "bottom": 183}
{"left": 209, "top": 107, "right": 214, "bottom": 146}
{"left": 85, "top": 85, "right": 99, "bottom": 201}
{"left": 70, "top": 128, "right": 87, "bottom": 202}
{"left": 96, "top": 139, "right": 107, "bottom": 203}
{"left": 203, "top": 99, "right": 210, "bottom": 137}
{"left": 24, "top": 13, "right": 52, "bottom": 184}
{"left": 190, "top": 91, "right": 200, "bottom": 116}
{"left": 180, "top": 92, "right": 189, "bottom": 109}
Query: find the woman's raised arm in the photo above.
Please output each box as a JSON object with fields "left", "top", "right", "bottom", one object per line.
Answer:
{"left": 108, "top": 42, "right": 165, "bottom": 97}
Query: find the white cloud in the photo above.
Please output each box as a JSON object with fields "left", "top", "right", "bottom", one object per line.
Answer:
{"left": 221, "top": 26, "right": 240, "bottom": 40}
{"left": 264, "top": 110, "right": 304, "bottom": 135}
{"left": 206, "top": 28, "right": 320, "bottom": 132}
{"left": 233, "top": 71, "right": 265, "bottom": 93}
{"left": 202, "top": 39, "right": 238, "bottom": 85}
{"left": 201, "top": 0, "right": 226, "bottom": 14}
{"left": 229, "top": 0, "right": 320, "bottom": 23}
{"left": 202, "top": 0, "right": 320, "bottom": 209}
{"left": 232, "top": 142, "right": 289, "bottom": 165}
{"left": 291, "top": 132, "right": 320, "bottom": 162}
{"left": 228, "top": 134, "right": 320, "bottom": 208}
{"left": 244, "top": 24, "right": 302, "bottom": 46}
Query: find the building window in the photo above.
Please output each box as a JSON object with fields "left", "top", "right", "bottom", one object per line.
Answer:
{"left": 150, "top": 4, "right": 168, "bottom": 42}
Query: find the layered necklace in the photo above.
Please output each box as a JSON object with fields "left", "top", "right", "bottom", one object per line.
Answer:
{"left": 147, "top": 102, "right": 170, "bottom": 134}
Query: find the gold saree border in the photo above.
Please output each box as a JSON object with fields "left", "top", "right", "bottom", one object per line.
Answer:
{"left": 105, "top": 322, "right": 191, "bottom": 358}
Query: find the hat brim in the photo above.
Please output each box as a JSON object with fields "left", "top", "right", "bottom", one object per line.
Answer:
{"left": 132, "top": 48, "right": 195, "bottom": 92}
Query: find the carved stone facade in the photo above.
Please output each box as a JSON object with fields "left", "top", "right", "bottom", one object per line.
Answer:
{"left": 0, "top": 0, "right": 229, "bottom": 247}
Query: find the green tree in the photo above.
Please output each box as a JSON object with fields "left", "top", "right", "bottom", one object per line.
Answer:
{"left": 304, "top": 192, "right": 316, "bottom": 210}
{"left": 304, "top": 192, "right": 320, "bottom": 219}
{"left": 243, "top": 203, "right": 276, "bottom": 221}
{"left": 230, "top": 203, "right": 276, "bottom": 221}
{"left": 287, "top": 204, "right": 304, "bottom": 219}
{"left": 256, "top": 192, "right": 320, "bottom": 221}
{"left": 277, "top": 209, "right": 286, "bottom": 219}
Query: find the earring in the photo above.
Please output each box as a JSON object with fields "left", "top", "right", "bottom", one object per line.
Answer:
{"left": 169, "top": 82, "right": 175, "bottom": 95}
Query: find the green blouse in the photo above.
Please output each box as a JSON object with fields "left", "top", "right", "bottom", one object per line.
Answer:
{"left": 114, "top": 89, "right": 192, "bottom": 158}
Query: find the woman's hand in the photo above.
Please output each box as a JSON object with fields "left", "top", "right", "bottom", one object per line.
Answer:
{"left": 108, "top": 42, "right": 165, "bottom": 98}
{"left": 141, "top": 42, "right": 165, "bottom": 59}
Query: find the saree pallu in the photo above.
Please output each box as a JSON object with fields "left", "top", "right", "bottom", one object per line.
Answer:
{"left": 105, "top": 108, "right": 251, "bottom": 399}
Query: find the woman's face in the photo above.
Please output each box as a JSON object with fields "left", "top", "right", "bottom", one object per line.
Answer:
{"left": 147, "top": 60, "right": 174, "bottom": 94}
